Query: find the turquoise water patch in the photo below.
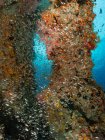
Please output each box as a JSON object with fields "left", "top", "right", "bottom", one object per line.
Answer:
{"left": 91, "top": 39, "right": 105, "bottom": 90}
{"left": 37, "top": 0, "right": 50, "bottom": 11}
{"left": 33, "top": 34, "right": 53, "bottom": 93}
{"left": 91, "top": 0, "right": 105, "bottom": 91}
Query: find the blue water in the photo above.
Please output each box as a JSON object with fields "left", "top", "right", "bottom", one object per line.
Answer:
{"left": 33, "top": 34, "right": 53, "bottom": 93}
{"left": 37, "top": 0, "right": 50, "bottom": 11}
{"left": 91, "top": 0, "right": 105, "bottom": 91}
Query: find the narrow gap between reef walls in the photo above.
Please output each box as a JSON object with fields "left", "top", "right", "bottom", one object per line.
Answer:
{"left": 33, "top": 34, "right": 53, "bottom": 93}
{"left": 33, "top": 0, "right": 53, "bottom": 93}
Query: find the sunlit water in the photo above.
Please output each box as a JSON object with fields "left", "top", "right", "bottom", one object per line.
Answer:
{"left": 33, "top": 0, "right": 53, "bottom": 93}
{"left": 33, "top": 34, "right": 53, "bottom": 93}
{"left": 36, "top": 0, "right": 50, "bottom": 11}
{"left": 91, "top": 0, "right": 105, "bottom": 91}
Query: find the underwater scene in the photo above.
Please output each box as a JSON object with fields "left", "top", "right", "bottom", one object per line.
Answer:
{"left": 0, "top": 0, "right": 105, "bottom": 140}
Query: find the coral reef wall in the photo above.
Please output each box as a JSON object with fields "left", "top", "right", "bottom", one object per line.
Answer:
{"left": 0, "top": 1, "right": 52, "bottom": 139}
{"left": 37, "top": 0, "right": 105, "bottom": 139}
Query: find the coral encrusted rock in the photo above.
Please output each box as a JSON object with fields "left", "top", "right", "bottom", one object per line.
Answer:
{"left": 0, "top": 1, "right": 53, "bottom": 139}
{"left": 37, "top": 0, "right": 105, "bottom": 139}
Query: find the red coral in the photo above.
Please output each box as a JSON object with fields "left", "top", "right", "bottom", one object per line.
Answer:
{"left": 84, "top": 41, "right": 95, "bottom": 50}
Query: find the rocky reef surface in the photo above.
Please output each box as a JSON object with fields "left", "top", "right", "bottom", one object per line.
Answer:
{"left": 37, "top": 0, "right": 105, "bottom": 139}
{"left": 0, "top": 0, "right": 105, "bottom": 140}
{"left": 0, "top": 0, "right": 53, "bottom": 139}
